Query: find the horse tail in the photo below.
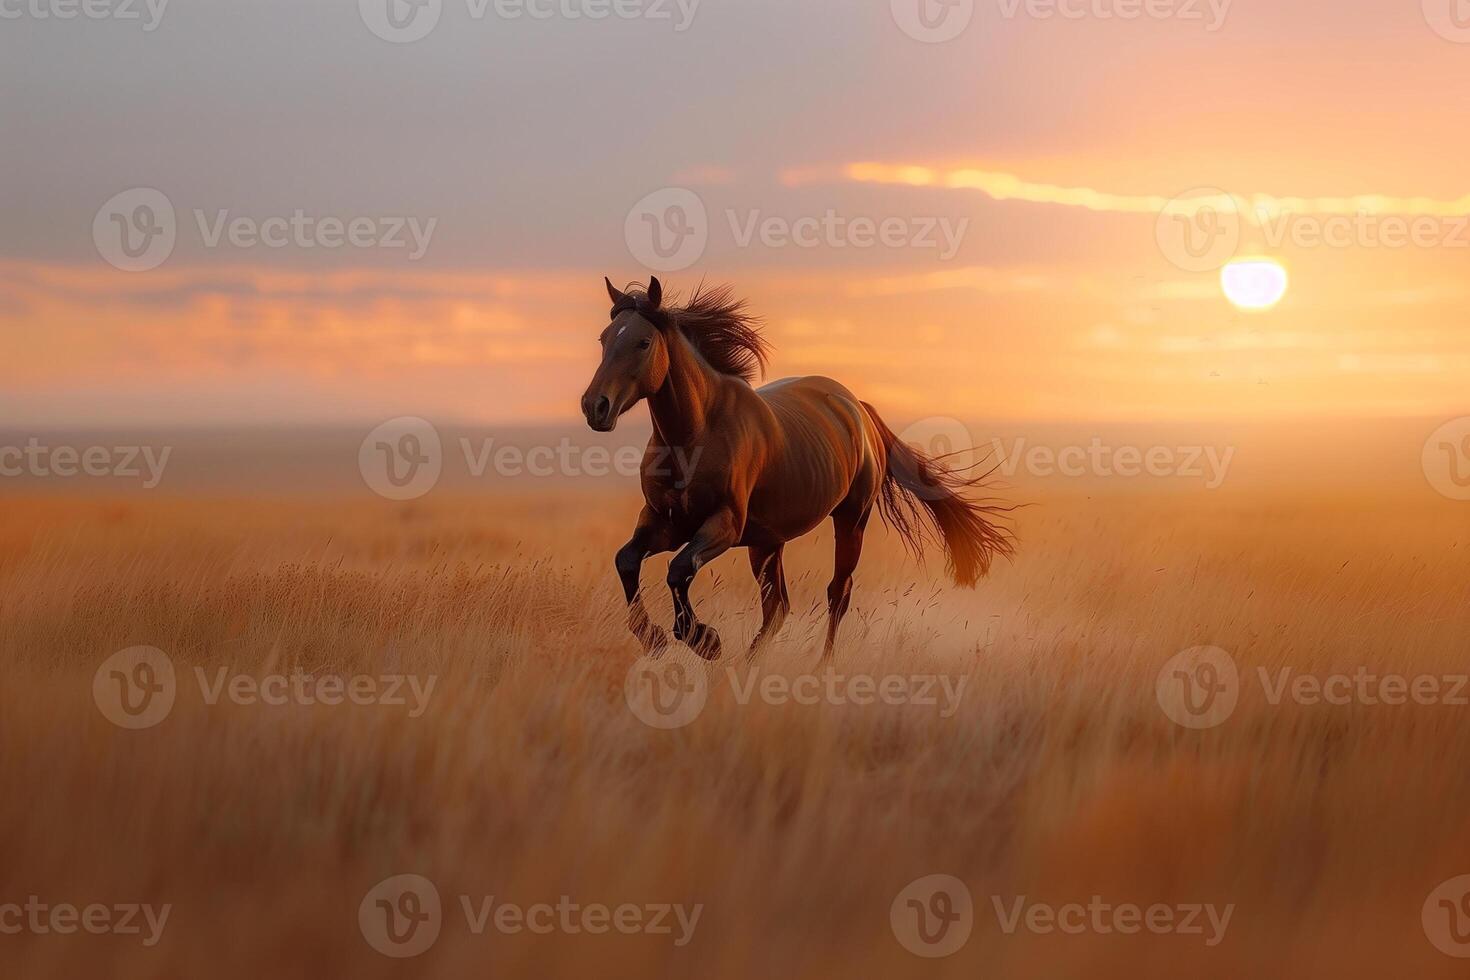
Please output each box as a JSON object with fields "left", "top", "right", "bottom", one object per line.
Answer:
{"left": 861, "top": 402, "right": 1016, "bottom": 588}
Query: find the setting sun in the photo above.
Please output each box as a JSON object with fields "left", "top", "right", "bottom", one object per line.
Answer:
{"left": 1221, "top": 258, "right": 1289, "bottom": 311}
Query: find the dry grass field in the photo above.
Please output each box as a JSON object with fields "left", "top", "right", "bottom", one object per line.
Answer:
{"left": 1, "top": 472, "right": 1468, "bottom": 977}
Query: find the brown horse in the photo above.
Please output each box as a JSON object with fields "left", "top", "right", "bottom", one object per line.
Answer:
{"left": 581, "top": 276, "right": 1013, "bottom": 661}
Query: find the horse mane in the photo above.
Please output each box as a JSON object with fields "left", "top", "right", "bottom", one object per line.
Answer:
{"left": 630, "top": 282, "right": 770, "bottom": 384}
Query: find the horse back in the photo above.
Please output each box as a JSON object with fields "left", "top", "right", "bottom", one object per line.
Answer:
{"left": 745, "top": 376, "right": 882, "bottom": 538}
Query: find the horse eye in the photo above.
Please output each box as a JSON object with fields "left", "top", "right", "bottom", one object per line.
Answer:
{"left": 638, "top": 338, "right": 652, "bottom": 350}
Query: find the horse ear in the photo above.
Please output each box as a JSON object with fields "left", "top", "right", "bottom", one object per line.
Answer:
{"left": 605, "top": 277, "right": 627, "bottom": 306}
{"left": 646, "top": 276, "right": 663, "bottom": 309}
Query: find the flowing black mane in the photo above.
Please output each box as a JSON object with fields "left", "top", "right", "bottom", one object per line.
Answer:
{"left": 622, "top": 282, "right": 770, "bottom": 384}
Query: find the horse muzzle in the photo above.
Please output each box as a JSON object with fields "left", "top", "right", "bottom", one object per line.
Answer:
{"left": 582, "top": 394, "right": 618, "bottom": 432}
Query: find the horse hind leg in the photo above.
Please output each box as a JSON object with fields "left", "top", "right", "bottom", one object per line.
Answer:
{"left": 746, "top": 542, "right": 790, "bottom": 660}
{"left": 823, "top": 506, "right": 872, "bottom": 662}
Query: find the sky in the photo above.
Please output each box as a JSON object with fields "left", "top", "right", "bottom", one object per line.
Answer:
{"left": 3, "top": 0, "right": 1469, "bottom": 426}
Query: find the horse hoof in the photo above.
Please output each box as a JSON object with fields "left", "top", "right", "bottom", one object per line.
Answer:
{"left": 689, "top": 625, "right": 723, "bottom": 661}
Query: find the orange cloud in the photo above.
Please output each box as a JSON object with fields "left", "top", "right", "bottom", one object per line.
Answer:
{"left": 838, "top": 162, "right": 1470, "bottom": 220}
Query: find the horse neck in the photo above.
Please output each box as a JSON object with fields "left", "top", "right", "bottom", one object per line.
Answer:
{"left": 648, "top": 329, "right": 721, "bottom": 447}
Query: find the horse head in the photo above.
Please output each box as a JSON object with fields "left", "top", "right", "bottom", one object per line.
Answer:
{"left": 581, "top": 276, "right": 671, "bottom": 432}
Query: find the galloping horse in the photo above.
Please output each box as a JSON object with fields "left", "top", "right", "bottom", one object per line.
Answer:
{"left": 581, "top": 277, "right": 1013, "bottom": 661}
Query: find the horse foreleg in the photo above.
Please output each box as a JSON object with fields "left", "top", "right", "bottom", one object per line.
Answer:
{"left": 667, "top": 508, "right": 741, "bottom": 661}
{"left": 823, "top": 509, "right": 871, "bottom": 662}
{"left": 616, "top": 509, "right": 674, "bottom": 655}
{"left": 746, "top": 542, "right": 790, "bottom": 660}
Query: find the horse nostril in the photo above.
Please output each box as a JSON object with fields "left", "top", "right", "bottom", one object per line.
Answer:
{"left": 595, "top": 396, "right": 611, "bottom": 421}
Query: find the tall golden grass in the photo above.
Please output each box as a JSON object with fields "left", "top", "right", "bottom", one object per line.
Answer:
{"left": 0, "top": 485, "right": 1467, "bottom": 978}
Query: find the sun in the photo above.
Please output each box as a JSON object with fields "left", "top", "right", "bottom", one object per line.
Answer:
{"left": 1221, "top": 258, "right": 1289, "bottom": 311}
